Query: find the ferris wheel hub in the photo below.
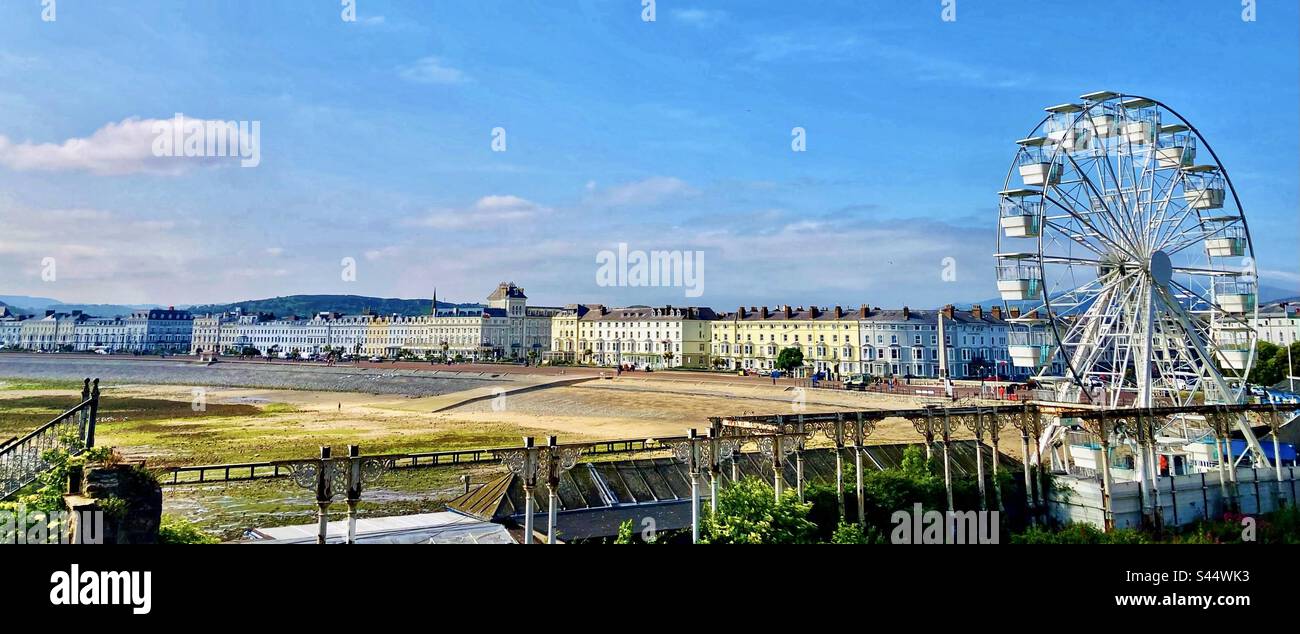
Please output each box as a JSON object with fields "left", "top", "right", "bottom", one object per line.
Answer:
{"left": 1149, "top": 250, "right": 1173, "bottom": 286}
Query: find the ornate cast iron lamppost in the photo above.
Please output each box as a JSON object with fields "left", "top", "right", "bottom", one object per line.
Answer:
{"left": 501, "top": 437, "right": 543, "bottom": 544}
{"left": 1011, "top": 402, "right": 1038, "bottom": 519}
{"left": 539, "top": 436, "right": 584, "bottom": 544}
{"left": 912, "top": 406, "right": 954, "bottom": 513}
{"left": 343, "top": 445, "right": 390, "bottom": 543}
{"left": 850, "top": 412, "right": 875, "bottom": 526}
{"left": 1079, "top": 411, "right": 1113, "bottom": 530}
{"left": 985, "top": 408, "right": 1006, "bottom": 512}
{"left": 284, "top": 445, "right": 388, "bottom": 544}
{"left": 669, "top": 429, "right": 706, "bottom": 543}
{"left": 703, "top": 423, "right": 742, "bottom": 516}
{"left": 963, "top": 409, "right": 988, "bottom": 512}
{"left": 286, "top": 447, "right": 345, "bottom": 544}
{"left": 757, "top": 432, "right": 802, "bottom": 503}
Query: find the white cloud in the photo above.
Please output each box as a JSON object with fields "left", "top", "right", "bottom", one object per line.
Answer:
{"left": 585, "top": 177, "right": 697, "bottom": 207}
{"left": 397, "top": 57, "right": 467, "bottom": 84}
{"left": 1260, "top": 269, "right": 1300, "bottom": 285}
{"left": 0, "top": 200, "right": 205, "bottom": 301}
{"left": 228, "top": 267, "right": 289, "bottom": 278}
{"left": 0, "top": 117, "right": 245, "bottom": 175}
{"left": 403, "top": 195, "right": 551, "bottom": 230}
{"left": 671, "top": 8, "right": 726, "bottom": 28}
{"left": 741, "top": 30, "right": 1041, "bottom": 89}
{"left": 364, "top": 246, "right": 407, "bottom": 261}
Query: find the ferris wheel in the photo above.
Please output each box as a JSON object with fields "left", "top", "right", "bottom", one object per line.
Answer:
{"left": 995, "top": 91, "right": 1260, "bottom": 417}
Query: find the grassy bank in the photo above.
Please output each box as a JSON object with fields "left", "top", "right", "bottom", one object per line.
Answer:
{"left": 0, "top": 377, "right": 92, "bottom": 391}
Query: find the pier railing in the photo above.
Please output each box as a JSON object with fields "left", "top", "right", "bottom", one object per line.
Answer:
{"left": 158, "top": 436, "right": 678, "bottom": 486}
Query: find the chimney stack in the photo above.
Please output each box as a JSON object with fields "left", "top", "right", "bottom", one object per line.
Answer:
{"left": 1009, "top": 306, "right": 1022, "bottom": 319}
{"left": 834, "top": 305, "right": 843, "bottom": 318}
{"left": 859, "top": 303, "right": 869, "bottom": 318}
{"left": 942, "top": 304, "right": 955, "bottom": 320}
{"left": 971, "top": 304, "right": 983, "bottom": 320}
{"left": 990, "top": 305, "right": 1002, "bottom": 320}
{"left": 737, "top": 307, "right": 747, "bottom": 319}
{"left": 902, "top": 306, "right": 910, "bottom": 320}
{"left": 760, "top": 306, "right": 769, "bottom": 318}
{"left": 784, "top": 306, "right": 793, "bottom": 318}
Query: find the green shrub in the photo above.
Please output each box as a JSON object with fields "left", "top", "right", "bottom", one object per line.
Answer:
{"left": 830, "top": 521, "right": 884, "bottom": 544}
{"left": 613, "top": 519, "right": 635, "bottom": 544}
{"left": 701, "top": 477, "right": 818, "bottom": 544}
{"left": 1011, "top": 523, "right": 1150, "bottom": 544}
{"left": 158, "top": 515, "right": 219, "bottom": 544}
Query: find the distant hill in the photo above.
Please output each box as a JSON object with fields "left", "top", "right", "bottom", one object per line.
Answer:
{"left": 186, "top": 295, "right": 481, "bottom": 318}
{"left": 0, "top": 296, "right": 163, "bottom": 317}
{"left": 0, "top": 295, "right": 62, "bottom": 312}
{"left": 1260, "top": 285, "right": 1300, "bottom": 303}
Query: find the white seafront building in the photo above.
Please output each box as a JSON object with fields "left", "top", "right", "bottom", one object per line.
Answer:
{"left": 191, "top": 283, "right": 561, "bottom": 361}
{"left": 859, "top": 305, "right": 1020, "bottom": 379}
{"left": 548, "top": 304, "right": 718, "bottom": 369}
{"left": 1253, "top": 302, "right": 1300, "bottom": 348}
{"left": 10, "top": 308, "right": 191, "bottom": 353}
{"left": 192, "top": 310, "right": 372, "bottom": 357}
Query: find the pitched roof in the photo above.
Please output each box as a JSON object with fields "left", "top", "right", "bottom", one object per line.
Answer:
{"left": 578, "top": 305, "right": 718, "bottom": 322}
{"left": 446, "top": 472, "right": 514, "bottom": 520}
{"left": 487, "top": 282, "right": 527, "bottom": 301}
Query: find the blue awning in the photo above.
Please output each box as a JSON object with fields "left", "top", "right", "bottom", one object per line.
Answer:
{"left": 1228, "top": 439, "right": 1296, "bottom": 462}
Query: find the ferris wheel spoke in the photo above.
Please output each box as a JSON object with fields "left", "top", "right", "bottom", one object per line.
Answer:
{"left": 1147, "top": 170, "right": 1190, "bottom": 249}
{"left": 1040, "top": 255, "right": 1106, "bottom": 267}
{"left": 1142, "top": 176, "right": 1175, "bottom": 248}
{"left": 1167, "top": 278, "right": 1256, "bottom": 332}
{"left": 1051, "top": 157, "right": 1143, "bottom": 253}
{"left": 1073, "top": 138, "right": 1146, "bottom": 251}
{"left": 1058, "top": 270, "right": 1145, "bottom": 392}
{"left": 1152, "top": 284, "right": 1243, "bottom": 401}
{"left": 1045, "top": 270, "right": 1127, "bottom": 317}
{"left": 1170, "top": 265, "right": 1242, "bottom": 278}
{"left": 1161, "top": 217, "right": 1240, "bottom": 257}
{"left": 1041, "top": 219, "right": 1111, "bottom": 258}
{"left": 1041, "top": 192, "right": 1140, "bottom": 260}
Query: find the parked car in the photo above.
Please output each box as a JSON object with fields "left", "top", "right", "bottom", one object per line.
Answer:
{"left": 368, "top": 356, "right": 383, "bottom": 363}
{"left": 844, "top": 373, "right": 871, "bottom": 388}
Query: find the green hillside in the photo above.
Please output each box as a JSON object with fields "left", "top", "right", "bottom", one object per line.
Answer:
{"left": 186, "top": 295, "right": 480, "bottom": 318}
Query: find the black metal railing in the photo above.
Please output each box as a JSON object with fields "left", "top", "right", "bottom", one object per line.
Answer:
{"left": 0, "top": 378, "right": 99, "bottom": 500}
{"left": 159, "top": 436, "right": 678, "bottom": 486}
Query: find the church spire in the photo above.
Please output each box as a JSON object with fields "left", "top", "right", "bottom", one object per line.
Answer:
{"left": 431, "top": 287, "right": 437, "bottom": 316}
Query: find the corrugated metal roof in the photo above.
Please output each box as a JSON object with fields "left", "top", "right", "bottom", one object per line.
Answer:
{"left": 245, "top": 511, "right": 514, "bottom": 544}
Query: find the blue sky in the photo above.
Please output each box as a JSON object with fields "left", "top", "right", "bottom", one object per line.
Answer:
{"left": 0, "top": 0, "right": 1295, "bottom": 309}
